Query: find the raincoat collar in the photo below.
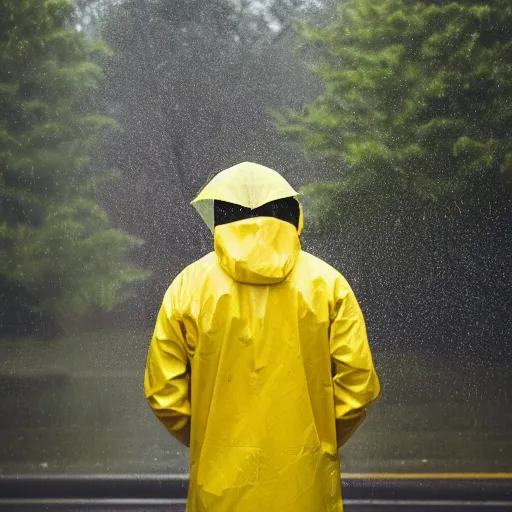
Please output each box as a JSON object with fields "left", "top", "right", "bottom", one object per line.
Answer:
{"left": 214, "top": 217, "right": 300, "bottom": 285}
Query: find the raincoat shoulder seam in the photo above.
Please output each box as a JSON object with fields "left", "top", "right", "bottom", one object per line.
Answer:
{"left": 166, "top": 252, "right": 216, "bottom": 313}
{"left": 298, "top": 251, "right": 344, "bottom": 281}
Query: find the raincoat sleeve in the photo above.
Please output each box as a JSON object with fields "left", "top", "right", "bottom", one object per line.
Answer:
{"left": 330, "top": 277, "right": 380, "bottom": 448}
{"left": 144, "top": 278, "right": 191, "bottom": 447}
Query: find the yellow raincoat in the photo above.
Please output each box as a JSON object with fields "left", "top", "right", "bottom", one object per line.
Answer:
{"left": 144, "top": 162, "right": 380, "bottom": 511}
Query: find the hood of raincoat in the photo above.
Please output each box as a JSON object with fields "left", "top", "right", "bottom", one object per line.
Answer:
{"left": 214, "top": 216, "right": 300, "bottom": 285}
{"left": 191, "top": 162, "right": 303, "bottom": 285}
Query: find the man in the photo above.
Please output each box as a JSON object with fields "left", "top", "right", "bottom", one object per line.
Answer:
{"left": 144, "top": 162, "right": 380, "bottom": 512}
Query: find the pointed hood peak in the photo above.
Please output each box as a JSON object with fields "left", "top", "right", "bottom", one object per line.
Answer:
{"left": 191, "top": 162, "right": 303, "bottom": 234}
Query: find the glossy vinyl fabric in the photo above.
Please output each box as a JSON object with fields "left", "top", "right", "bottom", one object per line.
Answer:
{"left": 144, "top": 163, "right": 380, "bottom": 512}
{"left": 190, "top": 161, "right": 303, "bottom": 234}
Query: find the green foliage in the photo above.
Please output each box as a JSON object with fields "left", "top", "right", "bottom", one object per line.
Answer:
{"left": 276, "top": 0, "right": 512, "bottom": 224}
{"left": 0, "top": 0, "right": 149, "bottom": 334}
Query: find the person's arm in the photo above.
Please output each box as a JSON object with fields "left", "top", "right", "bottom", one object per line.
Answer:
{"left": 144, "top": 279, "right": 191, "bottom": 447}
{"left": 330, "top": 277, "right": 380, "bottom": 448}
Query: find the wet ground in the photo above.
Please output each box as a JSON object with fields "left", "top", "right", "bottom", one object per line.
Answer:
{"left": 0, "top": 330, "right": 511, "bottom": 475}
{"left": 3, "top": 502, "right": 512, "bottom": 511}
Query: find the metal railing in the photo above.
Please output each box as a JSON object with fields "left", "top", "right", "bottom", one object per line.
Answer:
{"left": 1, "top": 474, "right": 511, "bottom": 510}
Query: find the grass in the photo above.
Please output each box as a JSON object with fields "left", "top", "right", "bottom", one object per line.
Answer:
{"left": 0, "top": 330, "right": 511, "bottom": 474}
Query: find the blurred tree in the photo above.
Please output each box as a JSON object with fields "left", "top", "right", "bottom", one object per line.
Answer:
{"left": 274, "top": 0, "right": 512, "bottom": 357}
{"left": 80, "top": 0, "right": 326, "bottom": 327}
{"left": 0, "top": 0, "right": 149, "bottom": 337}
{"left": 276, "top": 0, "right": 512, "bottom": 218}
